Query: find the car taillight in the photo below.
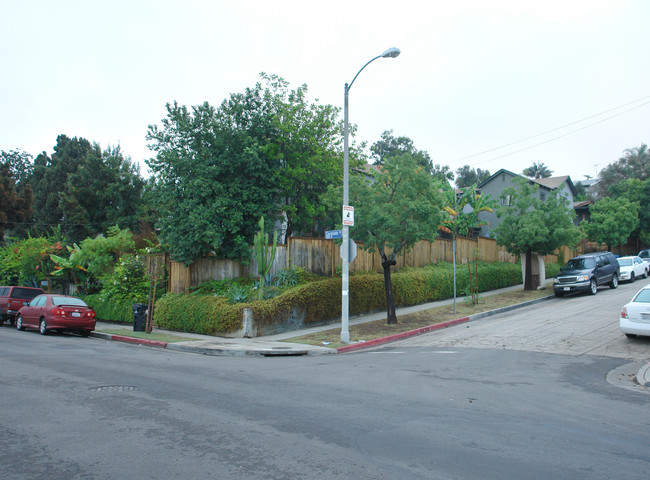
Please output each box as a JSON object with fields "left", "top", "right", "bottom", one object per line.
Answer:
{"left": 621, "top": 306, "right": 628, "bottom": 319}
{"left": 51, "top": 307, "right": 66, "bottom": 316}
{"left": 87, "top": 311, "right": 95, "bottom": 318}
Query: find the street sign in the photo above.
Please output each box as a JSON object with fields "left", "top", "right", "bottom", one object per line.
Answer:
{"left": 340, "top": 239, "right": 357, "bottom": 263}
{"left": 342, "top": 205, "right": 354, "bottom": 226}
{"left": 325, "top": 229, "right": 343, "bottom": 239}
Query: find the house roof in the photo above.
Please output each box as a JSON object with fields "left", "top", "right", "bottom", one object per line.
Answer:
{"left": 573, "top": 200, "right": 593, "bottom": 209}
{"left": 356, "top": 164, "right": 382, "bottom": 176}
{"left": 478, "top": 168, "right": 578, "bottom": 197}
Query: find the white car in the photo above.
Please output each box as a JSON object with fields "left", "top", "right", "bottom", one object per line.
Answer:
{"left": 616, "top": 256, "right": 648, "bottom": 283}
{"left": 620, "top": 284, "right": 650, "bottom": 338}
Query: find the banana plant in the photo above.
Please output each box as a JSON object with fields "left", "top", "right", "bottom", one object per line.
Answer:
{"left": 253, "top": 216, "right": 277, "bottom": 300}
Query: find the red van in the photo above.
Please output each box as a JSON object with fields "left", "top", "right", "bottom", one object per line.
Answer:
{"left": 0, "top": 286, "right": 45, "bottom": 325}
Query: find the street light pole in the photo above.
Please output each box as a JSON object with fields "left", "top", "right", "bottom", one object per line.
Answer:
{"left": 341, "top": 47, "right": 400, "bottom": 344}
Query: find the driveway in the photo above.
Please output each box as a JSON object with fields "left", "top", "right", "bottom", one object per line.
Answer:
{"left": 393, "top": 280, "right": 650, "bottom": 361}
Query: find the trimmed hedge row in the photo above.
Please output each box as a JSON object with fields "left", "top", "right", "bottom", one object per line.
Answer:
{"left": 86, "top": 261, "right": 558, "bottom": 335}
{"left": 82, "top": 294, "right": 134, "bottom": 324}
{"left": 151, "top": 261, "right": 528, "bottom": 335}
{"left": 153, "top": 294, "right": 243, "bottom": 335}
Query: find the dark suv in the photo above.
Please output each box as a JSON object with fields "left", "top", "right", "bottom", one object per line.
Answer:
{"left": 0, "top": 286, "right": 45, "bottom": 325}
{"left": 553, "top": 252, "right": 620, "bottom": 297}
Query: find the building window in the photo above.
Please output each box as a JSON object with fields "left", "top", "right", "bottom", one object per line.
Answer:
{"left": 540, "top": 192, "right": 546, "bottom": 201}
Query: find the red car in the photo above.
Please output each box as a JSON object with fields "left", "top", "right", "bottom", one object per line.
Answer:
{"left": 16, "top": 294, "right": 96, "bottom": 336}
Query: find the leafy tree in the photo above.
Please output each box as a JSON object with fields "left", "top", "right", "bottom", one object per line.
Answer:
{"left": 494, "top": 177, "right": 582, "bottom": 290}
{"left": 147, "top": 73, "right": 349, "bottom": 263}
{"left": 371, "top": 130, "right": 432, "bottom": 172}
{"left": 0, "top": 159, "right": 32, "bottom": 241}
{"left": 522, "top": 161, "right": 553, "bottom": 179}
{"left": 51, "top": 225, "right": 135, "bottom": 292}
{"left": 455, "top": 165, "right": 491, "bottom": 188}
{"left": 430, "top": 163, "right": 455, "bottom": 186}
{"left": 330, "top": 153, "right": 444, "bottom": 324}
{"left": 146, "top": 101, "right": 277, "bottom": 264}
{"left": 609, "top": 178, "right": 650, "bottom": 244}
{"left": 99, "top": 253, "right": 152, "bottom": 303}
{"left": 596, "top": 144, "right": 649, "bottom": 197}
{"left": 30, "top": 135, "right": 145, "bottom": 244}
{"left": 581, "top": 197, "right": 639, "bottom": 250}
{"left": 1, "top": 149, "right": 33, "bottom": 187}
{"left": 254, "top": 74, "right": 346, "bottom": 238}
{"left": 442, "top": 185, "right": 496, "bottom": 239}
{"left": 0, "top": 236, "right": 65, "bottom": 286}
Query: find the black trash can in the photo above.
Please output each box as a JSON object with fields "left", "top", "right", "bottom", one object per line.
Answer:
{"left": 132, "top": 303, "right": 147, "bottom": 332}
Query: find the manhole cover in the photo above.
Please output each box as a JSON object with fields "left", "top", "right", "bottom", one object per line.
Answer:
{"left": 89, "top": 385, "right": 139, "bottom": 392}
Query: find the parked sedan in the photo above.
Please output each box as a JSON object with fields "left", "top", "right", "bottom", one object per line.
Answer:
{"left": 616, "top": 256, "right": 648, "bottom": 283}
{"left": 16, "top": 294, "right": 96, "bottom": 336}
{"left": 620, "top": 284, "right": 650, "bottom": 338}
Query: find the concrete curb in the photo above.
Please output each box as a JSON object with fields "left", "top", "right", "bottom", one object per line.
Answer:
{"left": 91, "top": 331, "right": 169, "bottom": 349}
{"left": 337, "top": 294, "right": 556, "bottom": 353}
{"left": 637, "top": 362, "right": 650, "bottom": 387}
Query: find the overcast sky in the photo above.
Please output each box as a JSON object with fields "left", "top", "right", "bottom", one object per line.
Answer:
{"left": 2, "top": 0, "right": 649, "bottom": 184}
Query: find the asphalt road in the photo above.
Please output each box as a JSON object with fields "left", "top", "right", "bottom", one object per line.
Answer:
{"left": 1, "top": 281, "right": 649, "bottom": 479}
{"left": 392, "top": 277, "right": 650, "bottom": 360}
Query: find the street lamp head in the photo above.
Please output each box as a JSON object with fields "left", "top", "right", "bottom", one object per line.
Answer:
{"left": 381, "top": 47, "right": 401, "bottom": 58}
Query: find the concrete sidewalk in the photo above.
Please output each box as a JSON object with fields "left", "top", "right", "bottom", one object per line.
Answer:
{"left": 91, "top": 283, "right": 540, "bottom": 357}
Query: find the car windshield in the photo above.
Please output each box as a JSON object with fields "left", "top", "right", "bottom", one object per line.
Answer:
{"left": 52, "top": 296, "right": 88, "bottom": 307}
{"left": 633, "top": 289, "right": 650, "bottom": 303}
{"left": 10, "top": 288, "right": 42, "bottom": 299}
{"left": 618, "top": 258, "right": 633, "bottom": 267}
{"left": 564, "top": 258, "right": 595, "bottom": 270}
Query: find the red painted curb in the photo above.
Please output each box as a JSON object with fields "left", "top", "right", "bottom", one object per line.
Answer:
{"left": 110, "top": 334, "right": 168, "bottom": 349}
{"left": 337, "top": 316, "right": 470, "bottom": 353}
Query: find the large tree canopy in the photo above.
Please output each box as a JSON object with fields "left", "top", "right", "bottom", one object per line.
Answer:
{"left": 30, "top": 135, "right": 144, "bottom": 244}
{"left": 596, "top": 144, "right": 649, "bottom": 197}
{"left": 0, "top": 154, "right": 33, "bottom": 241}
{"left": 494, "top": 177, "right": 582, "bottom": 290}
{"left": 147, "top": 73, "right": 349, "bottom": 264}
{"left": 581, "top": 196, "right": 639, "bottom": 250}
{"left": 146, "top": 101, "right": 277, "bottom": 264}
{"left": 455, "top": 165, "right": 491, "bottom": 188}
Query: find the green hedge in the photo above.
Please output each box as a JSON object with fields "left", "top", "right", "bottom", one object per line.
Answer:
{"left": 148, "top": 261, "right": 524, "bottom": 334}
{"left": 82, "top": 294, "right": 134, "bottom": 323}
{"left": 84, "top": 261, "right": 566, "bottom": 335}
{"left": 153, "top": 293, "right": 243, "bottom": 335}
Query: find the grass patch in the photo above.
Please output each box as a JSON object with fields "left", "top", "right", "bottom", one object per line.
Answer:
{"left": 284, "top": 288, "right": 553, "bottom": 349}
{"left": 96, "top": 329, "right": 201, "bottom": 343}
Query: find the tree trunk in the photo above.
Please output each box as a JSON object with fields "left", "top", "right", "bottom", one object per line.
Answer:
{"left": 524, "top": 249, "right": 534, "bottom": 291}
{"left": 382, "top": 256, "right": 398, "bottom": 324}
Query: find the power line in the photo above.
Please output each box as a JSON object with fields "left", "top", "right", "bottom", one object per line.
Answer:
{"left": 448, "top": 95, "right": 650, "bottom": 167}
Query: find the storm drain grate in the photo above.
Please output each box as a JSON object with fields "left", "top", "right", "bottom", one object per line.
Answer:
{"left": 89, "top": 385, "right": 139, "bottom": 392}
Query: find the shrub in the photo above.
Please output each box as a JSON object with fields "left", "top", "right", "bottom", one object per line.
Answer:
{"left": 154, "top": 293, "right": 243, "bottom": 335}
{"left": 82, "top": 294, "right": 134, "bottom": 323}
{"left": 100, "top": 253, "right": 151, "bottom": 303}
{"left": 545, "top": 262, "right": 562, "bottom": 278}
{"left": 149, "top": 261, "right": 526, "bottom": 335}
{"left": 225, "top": 284, "right": 251, "bottom": 304}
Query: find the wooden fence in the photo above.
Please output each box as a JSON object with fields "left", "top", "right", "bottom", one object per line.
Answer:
{"left": 158, "top": 236, "right": 585, "bottom": 294}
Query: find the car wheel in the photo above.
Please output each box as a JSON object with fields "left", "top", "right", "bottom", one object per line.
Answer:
{"left": 625, "top": 333, "right": 638, "bottom": 339}
{"left": 645, "top": 269, "right": 648, "bottom": 279}
{"left": 589, "top": 279, "right": 598, "bottom": 295}
{"left": 610, "top": 274, "right": 619, "bottom": 289}
{"left": 16, "top": 315, "right": 24, "bottom": 331}
{"left": 630, "top": 273, "right": 635, "bottom": 283}
{"left": 39, "top": 318, "right": 48, "bottom": 335}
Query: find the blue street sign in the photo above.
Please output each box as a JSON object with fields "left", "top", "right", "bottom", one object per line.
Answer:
{"left": 325, "top": 229, "right": 343, "bottom": 239}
